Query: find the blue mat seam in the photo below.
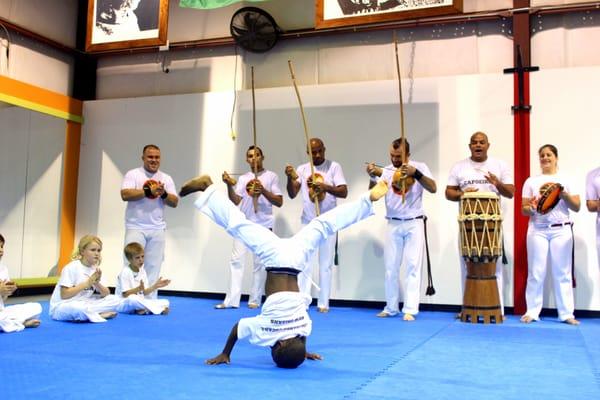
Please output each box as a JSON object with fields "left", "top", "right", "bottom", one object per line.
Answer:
{"left": 341, "top": 320, "right": 455, "bottom": 399}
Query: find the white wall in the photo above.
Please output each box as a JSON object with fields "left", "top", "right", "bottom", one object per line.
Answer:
{"left": 78, "top": 72, "right": 517, "bottom": 308}
{"left": 0, "top": 0, "right": 78, "bottom": 94}
{"left": 97, "top": 18, "right": 514, "bottom": 97}
{"left": 0, "top": 104, "right": 65, "bottom": 278}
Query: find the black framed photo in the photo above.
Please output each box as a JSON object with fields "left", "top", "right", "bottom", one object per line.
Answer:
{"left": 86, "top": 0, "right": 169, "bottom": 52}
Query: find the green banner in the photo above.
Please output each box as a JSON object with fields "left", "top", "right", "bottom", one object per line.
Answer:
{"left": 179, "top": 0, "right": 267, "bottom": 10}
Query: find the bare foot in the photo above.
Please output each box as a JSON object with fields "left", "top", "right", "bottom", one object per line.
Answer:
{"left": 403, "top": 313, "right": 415, "bottom": 321}
{"left": 100, "top": 311, "right": 117, "bottom": 320}
{"left": 317, "top": 307, "right": 329, "bottom": 313}
{"left": 179, "top": 175, "right": 213, "bottom": 197}
{"left": 24, "top": 319, "right": 41, "bottom": 328}
{"left": 376, "top": 311, "right": 391, "bottom": 318}
{"left": 135, "top": 309, "right": 149, "bottom": 315}
{"left": 564, "top": 318, "right": 580, "bottom": 325}
{"left": 161, "top": 307, "right": 170, "bottom": 315}
{"left": 520, "top": 315, "right": 534, "bottom": 323}
{"left": 369, "top": 180, "right": 389, "bottom": 201}
{"left": 248, "top": 303, "right": 259, "bottom": 309}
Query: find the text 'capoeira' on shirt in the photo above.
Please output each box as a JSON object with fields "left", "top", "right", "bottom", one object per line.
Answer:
{"left": 237, "top": 291, "right": 312, "bottom": 347}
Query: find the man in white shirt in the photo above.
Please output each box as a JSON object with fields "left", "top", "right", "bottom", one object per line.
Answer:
{"left": 216, "top": 146, "right": 283, "bottom": 309}
{"left": 366, "top": 138, "right": 437, "bottom": 321}
{"left": 179, "top": 174, "right": 388, "bottom": 368}
{"left": 445, "top": 132, "right": 515, "bottom": 317}
{"left": 284, "top": 138, "right": 347, "bottom": 313}
{"left": 121, "top": 144, "right": 178, "bottom": 299}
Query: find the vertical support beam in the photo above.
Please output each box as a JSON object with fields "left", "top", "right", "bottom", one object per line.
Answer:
{"left": 73, "top": 0, "right": 97, "bottom": 101}
{"left": 58, "top": 121, "right": 82, "bottom": 272}
{"left": 512, "top": 0, "right": 532, "bottom": 315}
{"left": 57, "top": 0, "right": 94, "bottom": 270}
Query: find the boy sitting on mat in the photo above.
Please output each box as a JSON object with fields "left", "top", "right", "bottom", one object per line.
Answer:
{"left": 116, "top": 242, "right": 171, "bottom": 315}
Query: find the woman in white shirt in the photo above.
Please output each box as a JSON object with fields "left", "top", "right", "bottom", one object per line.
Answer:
{"left": 520, "top": 144, "right": 580, "bottom": 325}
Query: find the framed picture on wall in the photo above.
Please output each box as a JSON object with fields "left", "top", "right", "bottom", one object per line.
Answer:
{"left": 316, "top": 0, "right": 463, "bottom": 29}
{"left": 85, "top": 0, "right": 169, "bottom": 52}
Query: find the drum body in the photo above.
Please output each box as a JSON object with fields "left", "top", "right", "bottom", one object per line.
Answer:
{"left": 458, "top": 192, "right": 503, "bottom": 324}
{"left": 459, "top": 192, "right": 502, "bottom": 262}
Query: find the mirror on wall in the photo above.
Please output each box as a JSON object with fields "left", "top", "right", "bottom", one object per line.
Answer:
{"left": 0, "top": 100, "right": 65, "bottom": 279}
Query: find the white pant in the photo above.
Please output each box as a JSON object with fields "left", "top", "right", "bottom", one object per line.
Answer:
{"left": 195, "top": 186, "right": 374, "bottom": 280}
{"left": 116, "top": 294, "right": 170, "bottom": 315}
{"left": 382, "top": 218, "right": 425, "bottom": 316}
{"left": 222, "top": 239, "right": 266, "bottom": 307}
{"left": 51, "top": 295, "right": 122, "bottom": 323}
{"left": 125, "top": 229, "right": 165, "bottom": 299}
{"left": 460, "top": 253, "right": 504, "bottom": 315}
{"left": 524, "top": 225, "right": 575, "bottom": 321}
{"left": 298, "top": 232, "right": 336, "bottom": 309}
{"left": 0, "top": 303, "right": 42, "bottom": 333}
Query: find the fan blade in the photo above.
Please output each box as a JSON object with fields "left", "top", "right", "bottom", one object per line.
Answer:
{"left": 231, "top": 25, "right": 250, "bottom": 36}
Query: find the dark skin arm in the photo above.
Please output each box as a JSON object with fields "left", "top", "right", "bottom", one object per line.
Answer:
{"left": 587, "top": 199, "right": 600, "bottom": 212}
{"left": 222, "top": 172, "right": 242, "bottom": 205}
{"left": 311, "top": 182, "right": 348, "bottom": 199}
{"left": 251, "top": 181, "right": 283, "bottom": 207}
{"left": 285, "top": 165, "right": 301, "bottom": 199}
{"left": 205, "top": 322, "right": 239, "bottom": 365}
{"left": 401, "top": 164, "right": 436, "bottom": 193}
{"left": 484, "top": 171, "right": 515, "bottom": 199}
{"left": 445, "top": 185, "right": 465, "bottom": 202}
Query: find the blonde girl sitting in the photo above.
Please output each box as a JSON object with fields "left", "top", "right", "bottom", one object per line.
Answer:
{"left": 49, "top": 235, "right": 121, "bottom": 322}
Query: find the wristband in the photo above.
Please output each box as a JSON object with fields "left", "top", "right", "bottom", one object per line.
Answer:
{"left": 161, "top": 191, "right": 168, "bottom": 200}
{"left": 413, "top": 169, "right": 424, "bottom": 181}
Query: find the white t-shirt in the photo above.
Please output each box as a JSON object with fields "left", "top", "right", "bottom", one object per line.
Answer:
{"left": 237, "top": 291, "right": 312, "bottom": 347}
{"left": 586, "top": 167, "right": 600, "bottom": 224}
{"left": 0, "top": 262, "right": 9, "bottom": 310}
{"left": 447, "top": 157, "right": 513, "bottom": 195}
{"left": 122, "top": 167, "right": 177, "bottom": 230}
{"left": 49, "top": 260, "right": 99, "bottom": 312}
{"left": 522, "top": 173, "right": 575, "bottom": 226}
{"left": 116, "top": 265, "right": 149, "bottom": 297}
{"left": 235, "top": 170, "right": 282, "bottom": 228}
{"left": 296, "top": 160, "right": 347, "bottom": 224}
{"left": 381, "top": 160, "right": 433, "bottom": 219}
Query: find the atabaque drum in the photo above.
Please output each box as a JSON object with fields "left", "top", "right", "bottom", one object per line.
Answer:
{"left": 459, "top": 192, "right": 502, "bottom": 262}
{"left": 458, "top": 192, "right": 503, "bottom": 324}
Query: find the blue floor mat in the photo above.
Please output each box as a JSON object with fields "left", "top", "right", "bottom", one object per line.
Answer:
{"left": 1, "top": 297, "right": 599, "bottom": 400}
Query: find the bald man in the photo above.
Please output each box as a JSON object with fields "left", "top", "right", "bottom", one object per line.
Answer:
{"left": 445, "top": 132, "right": 515, "bottom": 318}
{"left": 285, "top": 138, "right": 347, "bottom": 313}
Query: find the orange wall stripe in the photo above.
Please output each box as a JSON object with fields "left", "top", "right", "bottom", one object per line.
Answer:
{"left": 57, "top": 121, "right": 82, "bottom": 272}
{"left": 0, "top": 75, "right": 82, "bottom": 120}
